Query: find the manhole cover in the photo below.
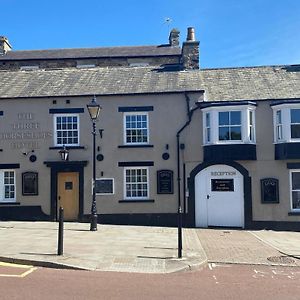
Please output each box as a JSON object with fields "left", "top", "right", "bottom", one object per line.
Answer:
{"left": 267, "top": 256, "right": 295, "bottom": 264}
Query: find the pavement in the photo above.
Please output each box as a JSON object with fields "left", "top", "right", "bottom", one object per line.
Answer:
{"left": 0, "top": 221, "right": 300, "bottom": 273}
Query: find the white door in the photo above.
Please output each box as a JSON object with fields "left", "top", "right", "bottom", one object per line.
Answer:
{"left": 195, "top": 165, "right": 244, "bottom": 228}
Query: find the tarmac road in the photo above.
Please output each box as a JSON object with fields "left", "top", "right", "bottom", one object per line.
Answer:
{"left": 0, "top": 263, "right": 300, "bottom": 300}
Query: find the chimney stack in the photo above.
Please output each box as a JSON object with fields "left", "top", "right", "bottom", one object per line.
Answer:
{"left": 169, "top": 28, "right": 180, "bottom": 47}
{"left": 181, "top": 27, "right": 199, "bottom": 70}
{"left": 0, "top": 36, "right": 12, "bottom": 55}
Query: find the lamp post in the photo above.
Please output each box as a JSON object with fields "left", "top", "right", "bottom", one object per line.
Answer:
{"left": 87, "top": 96, "right": 102, "bottom": 231}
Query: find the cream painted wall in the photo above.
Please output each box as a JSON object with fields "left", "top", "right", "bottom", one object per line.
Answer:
{"left": 183, "top": 100, "right": 300, "bottom": 223}
{"left": 0, "top": 93, "right": 198, "bottom": 216}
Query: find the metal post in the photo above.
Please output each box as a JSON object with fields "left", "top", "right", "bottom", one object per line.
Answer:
{"left": 178, "top": 206, "right": 182, "bottom": 258}
{"left": 90, "top": 121, "right": 98, "bottom": 231}
{"left": 177, "top": 134, "right": 183, "bottom": 258}
{"left": 57, "top": 207, "right": 64, "bottom": 256}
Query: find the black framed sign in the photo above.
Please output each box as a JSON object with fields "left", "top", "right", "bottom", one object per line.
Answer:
{"left": 211, "top": 179, "right": 234, "bottom": 192}
{"left": 95, "top": 179, "right": 114, "bottom": 195}
{"left": 261, "top": 178, "right": 279, "bottom": 203}
{"left": 22, "top": 172, "right": 38, "bottom": 196}
{"left": 157, "top": 170, "right": 174, "bottom": 194}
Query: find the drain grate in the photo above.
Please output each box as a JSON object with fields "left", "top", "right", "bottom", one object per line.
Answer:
{"left": 267, "top": 255, "right": 295, "bottom": 264}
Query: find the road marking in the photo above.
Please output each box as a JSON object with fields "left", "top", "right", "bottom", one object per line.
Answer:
{"left": 212, "top": 275, "right": 219, "bottom": 284}
{"left": 0, "top": 261, "right": 37, "bottom": 278}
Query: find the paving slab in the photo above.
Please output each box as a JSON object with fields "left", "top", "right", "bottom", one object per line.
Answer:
{"left": 0, "top": 222, "right": 206, "bottom": 273}
{"left": 250, "top": 230, "right": 300, "bottom": 258}
{"left": 196, "top": 228, "right": 300, "bottom": 267}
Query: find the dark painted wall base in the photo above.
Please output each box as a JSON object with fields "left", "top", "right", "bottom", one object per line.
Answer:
{"left": 1, "top": 208, "right": 300, "bottom": 232}
{"left": 83, "top": 213, "right": 178, "bottom": 227}
{"left": 250, "top": 221, "right": 300, "bottom": 232}
{"left": 0, "top": 206, "right": 50, "bottom": 221}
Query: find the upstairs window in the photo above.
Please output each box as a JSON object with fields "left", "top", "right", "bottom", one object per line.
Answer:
{"left": 54, "top": 114, "right": 79, "bottom": 146}
{"left": 124, "top": 113, "right": 148, "bottom": 145}
{"left": 272, "top": 103, "right": 300, "bottom": 143}
{"left": 202, "top": 103, "right": 256, "bottom": 145}
{"left": 291, "top": 109, "right": 300, "bottom": 139}
{"left": 218, "top": 111, "right": 241, "bottom": 141}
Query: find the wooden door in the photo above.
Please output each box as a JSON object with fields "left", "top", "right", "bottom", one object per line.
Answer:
{"left": 57, "top": 172, "right": 79, "bottom": 221}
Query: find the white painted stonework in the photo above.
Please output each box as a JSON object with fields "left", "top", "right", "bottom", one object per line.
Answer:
{"left": 195, "top": 164, "right": 244, "bottom": 228}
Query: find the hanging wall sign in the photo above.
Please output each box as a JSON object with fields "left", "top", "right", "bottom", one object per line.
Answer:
{"left": 261, "top": 178, "right": 279, "bottom": 203}
{"left": 157, "top": 170, "right": 173, "bottom": 194}
{"left": 22, "top": 172, "right": 38, "bottom": 196}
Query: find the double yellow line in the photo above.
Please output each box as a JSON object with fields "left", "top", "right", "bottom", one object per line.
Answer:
{"left": 0, "top": 262, "right": 37, "bottom": 278}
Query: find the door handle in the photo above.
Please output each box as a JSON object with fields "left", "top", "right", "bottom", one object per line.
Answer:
{"left": 58, "top": 196, "right": 61, "bottom": 200}
{"left": 207, "top": 195, "right": 210, "bottom": 199}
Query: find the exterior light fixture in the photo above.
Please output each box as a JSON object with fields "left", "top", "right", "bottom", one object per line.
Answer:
{"left": 87, "top": 95, "right": 102, "bottom": 231}
{"left": 87, "top": 95, "right": 102, "bottom": 121}
{"left": 59, "top": 145, "right": 69, "bottom": 161}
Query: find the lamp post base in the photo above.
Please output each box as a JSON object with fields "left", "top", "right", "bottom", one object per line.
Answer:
{"left": 90, "top": 214, "right": 98, "bottom": 231}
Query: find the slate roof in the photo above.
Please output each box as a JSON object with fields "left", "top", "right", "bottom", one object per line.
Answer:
{"left": 200, "top": 65, "right": 300, "bottom": 101}
{"left": 0, "top": 45, "right": 181, "bottom": 61}
{"left": 0, "top": 64, "right": 299, "bottom": 100}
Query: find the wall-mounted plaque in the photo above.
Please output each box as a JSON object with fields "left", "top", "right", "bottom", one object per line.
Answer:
{"left": 95, "top": 179, "right": 114, "bottom": 195}
{"left": 211, "top": 179, "right": 234, "bottom": 192}
{"left": 261, "top": 178, "right": 279, "bottom": 203}
{"left": 157, "top": 170, "right": 174, "bottom": 194}
{"left": 22, "top": 172, "right": 38, "bottom": 196}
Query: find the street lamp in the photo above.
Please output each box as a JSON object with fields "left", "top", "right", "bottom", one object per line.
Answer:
{"left": 87, "top": 95, "right": 102, "bottom": 231}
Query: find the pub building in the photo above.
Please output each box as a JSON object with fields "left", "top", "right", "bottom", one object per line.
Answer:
{"left": 0, "top": 28, "right": 300, "bottom": 230}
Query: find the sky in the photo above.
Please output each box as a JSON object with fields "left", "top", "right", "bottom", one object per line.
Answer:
{"left": 1, "top": 0, "right": 300, "bottom": 68}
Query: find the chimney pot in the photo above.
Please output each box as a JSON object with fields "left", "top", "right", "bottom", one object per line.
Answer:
{"left": 186, "top": 27, "right": 195, "bottom": 42}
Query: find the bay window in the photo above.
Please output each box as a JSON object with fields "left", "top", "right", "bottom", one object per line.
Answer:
{"left": 202, "top": 103, "right": 256, "bottom": 145}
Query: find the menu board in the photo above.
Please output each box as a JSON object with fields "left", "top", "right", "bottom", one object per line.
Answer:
{"left": 157, "top": 170, "right": 173, "bottom": 194}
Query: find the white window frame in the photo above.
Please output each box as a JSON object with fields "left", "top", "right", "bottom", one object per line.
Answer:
{"left": 202, "top": 105, "right": 256, "bottom": 145}
{"left": 272, "top": 103, "right": 300, "bottom": 143}
{"left": 124, "top": 167, "right": 149, "bottom": 200}
{"left": 53, "top": 114, "right": 80, "bottom": 146}
{"left": 290, "top": 170, "right": 300, "bottom": 211}
{"left": 218, "top": 110, "right": 242, "bottom": 142}
{"left": 204, "top": 112, "right": 211, "bottom": 144}
{"left": 95, "top": 178, "right": 114, "bottom": 195}
{"left": 0, "top": 170, "right": 16, "bottom": 203}
{"left": 275, "top": 110, "right": 283, "bottom": 141}
{"left": 123, "top": 112, "right": 149, "bottom": 145}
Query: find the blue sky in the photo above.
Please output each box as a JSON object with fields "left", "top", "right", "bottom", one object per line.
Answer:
{"left": 1, "top": 0, "right": 300, "bottom": 68}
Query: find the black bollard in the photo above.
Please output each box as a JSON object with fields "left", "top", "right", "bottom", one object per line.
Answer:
{"left": 57, "top": 207, "right": 64, "bottom": 256}
{"left": 178, "top": 206, "right": 182, "bottom": 258}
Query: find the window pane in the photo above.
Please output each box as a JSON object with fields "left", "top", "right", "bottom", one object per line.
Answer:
{"left": 230, "top": 111, "right": 241, "bottom": 125}
{"left": 219, "top": 127, "right": 230, "bottom": 140}
{"left": 291, "top": 109, "right": 300, "bottom": 123}
{"left": 206, "top": 113, "right": 210, "bottom": 126}
{"left": 276, "top": 110, "right": 281, "bottom": 124}
{"left": 292, "top": 191, "right": 300, "bottom": 209}
{"left": 249, "top": 111, "right": 253, "bottom": 125}
{"left": 291, "top": 125, "right": 300, "bottom": 139}
{"left": 292, "top": 172, "right": 300, "bottom": 190}
{"left": 219, "top": 112, "right": 229, "bottom": 125}
{"left": 231, "top": 127, "right": 242, "bottom": 140}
